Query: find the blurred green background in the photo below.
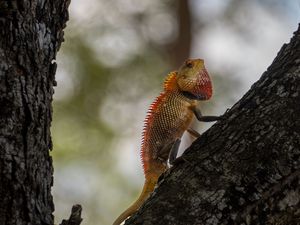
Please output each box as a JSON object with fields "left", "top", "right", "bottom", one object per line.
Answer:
{"left": 52, "top": 0, "right": 299, "bottom": 224}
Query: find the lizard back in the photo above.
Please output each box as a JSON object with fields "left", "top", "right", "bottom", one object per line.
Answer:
{"left": 141, "top": 72, "right": 197, "bottom": 178}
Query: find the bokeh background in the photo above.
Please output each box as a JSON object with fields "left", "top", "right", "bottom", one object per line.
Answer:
{"left": 51, "top": 0, "right": 300, "bottom": 224}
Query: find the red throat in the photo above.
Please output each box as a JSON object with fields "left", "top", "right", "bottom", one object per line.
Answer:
{"left": 193, "top": 68, "right": 212, "bottom": 100}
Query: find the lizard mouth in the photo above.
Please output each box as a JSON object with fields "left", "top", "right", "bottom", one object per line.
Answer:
{"left": 182, "top": 91, "right": 210, "bottom": 100}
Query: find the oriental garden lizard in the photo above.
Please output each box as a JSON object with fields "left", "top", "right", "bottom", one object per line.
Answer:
{"left": 113, "top": 59, "right": 222, "bottom": 225}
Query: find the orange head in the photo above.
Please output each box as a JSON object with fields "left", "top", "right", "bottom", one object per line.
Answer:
{"left": 176, "top": 59, "right": 212, "bottom": 100}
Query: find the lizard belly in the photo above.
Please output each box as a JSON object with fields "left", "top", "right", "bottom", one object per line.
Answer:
{"left": 141, "top": 91, "right": 196, "bottom": 176}
{"left": 148, "top": 93, "right": 194, "bottom": 162}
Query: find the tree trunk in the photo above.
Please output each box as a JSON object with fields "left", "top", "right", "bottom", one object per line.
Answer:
{"left": 0, "top": 1, "right": 70, "bottom": 224}
{"left": 125, "top": 24, "right": 300, "bottom": 225}
{"left": 168, "top": 0, "right": 192, "bottom": 68}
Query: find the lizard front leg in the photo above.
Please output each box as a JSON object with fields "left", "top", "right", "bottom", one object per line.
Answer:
{"left": 192, "top": 108, "right": 222, "bottom": 122}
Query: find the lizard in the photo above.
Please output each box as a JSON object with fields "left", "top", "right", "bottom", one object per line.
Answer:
{"left": 113, "top": 58, "right": 221, "bottom": 225}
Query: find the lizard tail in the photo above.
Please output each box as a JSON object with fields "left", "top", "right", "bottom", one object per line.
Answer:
{"left": 112, "top": 177, "right": 158, "bottom": 225}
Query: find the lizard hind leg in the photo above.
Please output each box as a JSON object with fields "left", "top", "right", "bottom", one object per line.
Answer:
{"left": 168, "top": 130, "right": 201, "bottom": 166}
{"left": 187, "top": 127, "right": 201, "bottom": 138}
{"left": 168, "top": 139, "right": 181, "bottom": 165}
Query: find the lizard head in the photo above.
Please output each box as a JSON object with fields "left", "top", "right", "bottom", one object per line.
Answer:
{"left": 177, "top": 59, "right": 212, "bottom": 100}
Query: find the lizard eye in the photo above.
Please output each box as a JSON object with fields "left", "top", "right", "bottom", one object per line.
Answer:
{"left": 185, "top": 60, "right": 193, "bottom": 68}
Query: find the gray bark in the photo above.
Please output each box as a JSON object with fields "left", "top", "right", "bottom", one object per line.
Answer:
{"left": 0, "top": 1, "right": 70, "bottom": 224}
{"left": 126, "top": 24, "right": 300, "bottom": 225}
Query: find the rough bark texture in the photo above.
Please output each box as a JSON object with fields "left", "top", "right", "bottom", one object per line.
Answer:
{"left": 126, "top": 25, "right": 300, "bottom": 225}
{"left": 0, "top": 1, "right": 70, "bottom": 224}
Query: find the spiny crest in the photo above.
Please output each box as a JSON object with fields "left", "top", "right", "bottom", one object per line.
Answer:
{"left": 140, "top": 92, "right": 167, "bottom": 174}
{"left": 140, "top": 71, "right": 177, "bottom": 174}
{"left": 163, "top": 71, "right": 178, "bottom": 91}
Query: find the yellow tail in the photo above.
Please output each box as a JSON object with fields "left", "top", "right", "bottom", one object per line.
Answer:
{"left": 112, "top": 177, "right": 157, "bottom": 225}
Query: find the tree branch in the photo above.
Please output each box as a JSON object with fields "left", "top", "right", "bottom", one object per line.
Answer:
{"left": 59, "top": 205, "right": 83, "bottom": 225}
{"left": 125, "top": 24, "right": 300, "bottom": 225}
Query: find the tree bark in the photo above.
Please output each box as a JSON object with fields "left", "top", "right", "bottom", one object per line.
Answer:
{"left": 125, "top": 24, "right": 300, "bottom": 225}
{"left": 0, "top": 1, "right": 70, "bottom": 224}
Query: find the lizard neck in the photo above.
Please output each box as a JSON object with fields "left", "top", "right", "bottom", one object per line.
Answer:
{"left": 163, "top": 71, "right": 200, "bottom": 103}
